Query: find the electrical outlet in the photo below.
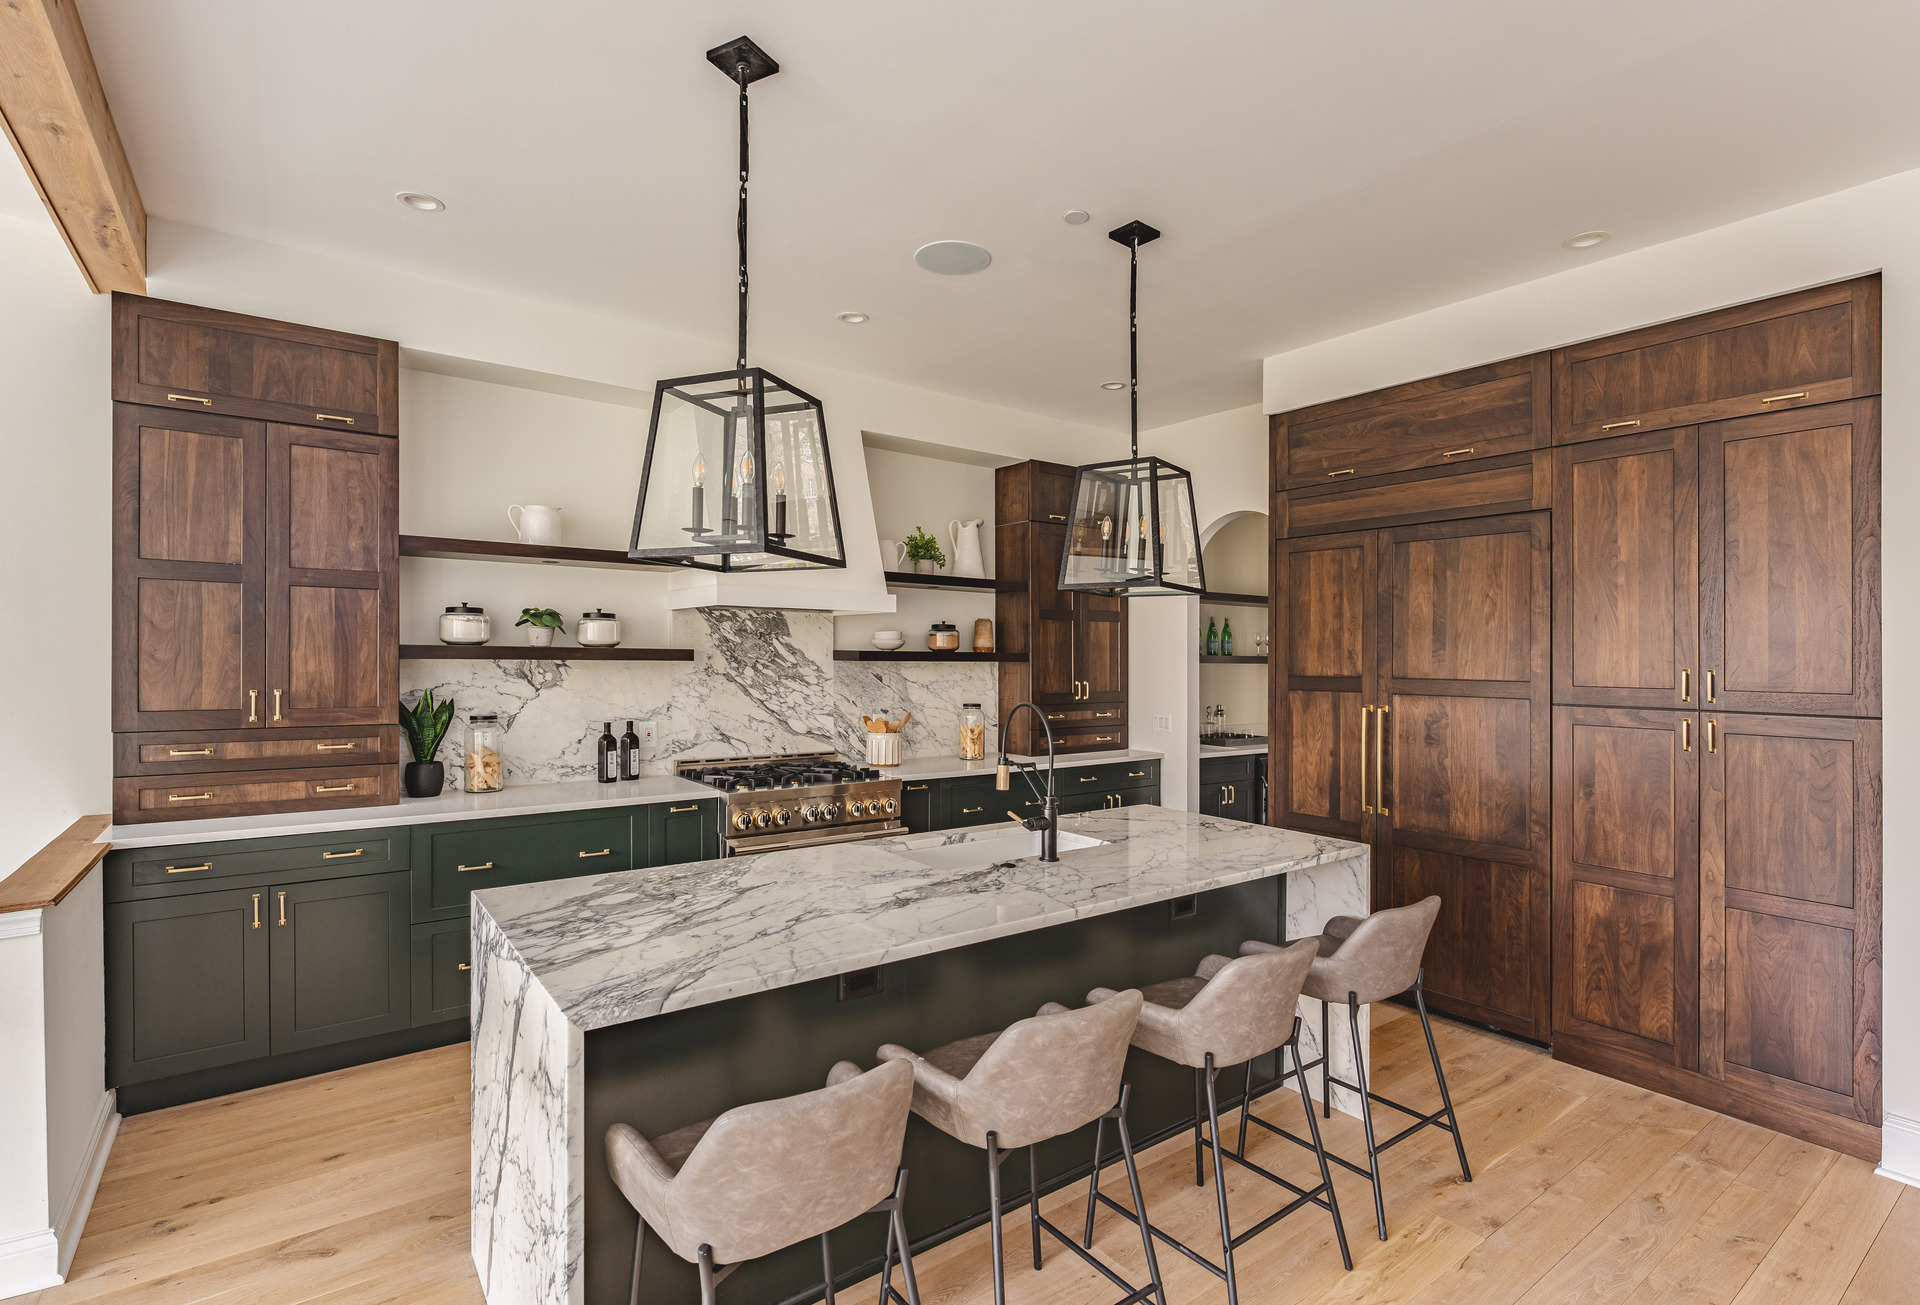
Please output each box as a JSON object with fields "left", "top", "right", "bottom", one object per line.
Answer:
{"left": 1153, "top": 714, "right": 1172, "bottom": 732}
{"left": 635, "top": 720, "right": 658, "bottom": 752}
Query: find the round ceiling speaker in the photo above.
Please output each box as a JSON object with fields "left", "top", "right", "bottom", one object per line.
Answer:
{"left": 914, "top": 241, "right": 993, "bottom": 275}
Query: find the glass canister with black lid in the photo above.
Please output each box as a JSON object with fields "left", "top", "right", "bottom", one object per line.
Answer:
{"left": 465, "top": 713, "right": 504, "bottom": 792}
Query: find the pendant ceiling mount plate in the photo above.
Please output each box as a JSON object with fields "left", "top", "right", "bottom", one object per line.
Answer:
{"left": 705, "top": 36, "right": 779, "bottom": 83}
{"left": 1107, "top": 220, "right": 1161, "bottom": 248}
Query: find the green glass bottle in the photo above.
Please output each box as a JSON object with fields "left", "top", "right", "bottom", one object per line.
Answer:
{"left": 1205, "top": 617, "right": 1219, "bottom": 656}
{"left": 1222, "top": 619, "right": 1234, "bottom": 656}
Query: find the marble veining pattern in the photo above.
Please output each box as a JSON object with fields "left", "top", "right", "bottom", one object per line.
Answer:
{"left": 404, "top": 608, "right": 997, "bottom": 790}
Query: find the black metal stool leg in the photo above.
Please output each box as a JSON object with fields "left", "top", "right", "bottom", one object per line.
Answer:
{"left": 879, "top": 1168, "right": 921, "bottom": 1305}
{"left": 1029, "top": 1145, "right": 1044, "bottom": 1270}
{"left": 1202, "top": 1054, "right": 1241, "bottom": 1305}
{"left": 821, "top": 1231, "right": 836, "bottom": 1304}
{"left": 1114, "top": 1086, "right": 1169, "bottom": 1305}
{"left": 1193, "top": 1067, "right": 1207, "bottom": 1185}
{"left": 1290, "top": 1030, "right": 1352, "bottom": 1270}
{"left": 985, "top": 1133, "right": 1007, "bottom": 1305}
{"left": 1348, "top": 991, "right": 1387, "bottom": 1240}
{"left": 1081, "top": 1114, "right": 1106, "bottom": 1249}
{"left": 1321, "top": 998, "right": 1332, "bottom": 1118}
{"left": 627, "top": 1216, "right": 645, "bottom": 1305}
{"left": 1417, "top": 974, "right": 1473, "bottom": 1183}
{"left": 1239, "top": 1059, "right": 1255, "bottom": 1156}
{"left": 697, "top": 1245, "right": 720, "bottom": 1305}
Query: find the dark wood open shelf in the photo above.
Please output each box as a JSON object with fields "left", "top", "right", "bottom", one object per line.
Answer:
{"left": 399, "top": 535, "right": 680, "bottom": 571}
{"left": 833, "top": 650, "right": 1027, "bottom": 663}
{"left": 1200, "top": 654, "right": 1269, "bottom": 664}
{"left": 1199, "top": 590, "right": 1269, "bottom": 606}
{"left": 883, "top": 570, "right": 1024, "bottom": 594}
{"left": 400, "top": 645, "right": 693, "bottom": 662}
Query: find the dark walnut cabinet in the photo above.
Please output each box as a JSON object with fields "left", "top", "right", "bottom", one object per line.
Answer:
{"left": 996, "top": 461, "right": 1129, "bottom": 755}
{"left": 111, "top": 295, "right": 400, "bottom": 822}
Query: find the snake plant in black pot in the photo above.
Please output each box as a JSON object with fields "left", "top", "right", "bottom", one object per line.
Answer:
{"left": 401, "top": 689, "right": 456, "bottom": 797}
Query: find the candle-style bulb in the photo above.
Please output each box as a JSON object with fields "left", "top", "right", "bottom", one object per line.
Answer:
{"left": 739, "top": 449, "right": 755, "bottom": 485}
{"left": 691, "top": 453, "right": 706, "bottom": 487}
{"left": 773, "top": 461, "right": 786, "bottom": 494}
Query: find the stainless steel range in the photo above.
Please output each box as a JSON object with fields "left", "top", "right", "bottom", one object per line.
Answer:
{"left": 677, "top": 752, "right": 904, "bottom": 855}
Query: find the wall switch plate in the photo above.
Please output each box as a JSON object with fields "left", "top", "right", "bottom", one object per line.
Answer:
{"left": 1153, "top": 714, "right": 1172, "bottom": 732}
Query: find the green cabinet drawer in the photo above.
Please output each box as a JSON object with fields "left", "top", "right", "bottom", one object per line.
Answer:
{"left": 1062, "top": 758, "right": 1159, "bottom": 794}
{"left": 118, "top": 829, "right": 406, "bottom": 894}
{"left": 108, "top": 885, "right": 270, "bottom": 1086}
{"left": 411, "top": 918, "right": 472, "bottom": 1026}
{"left": 943, "top": 776, "right": 1006, "bottom": 827}
{"left": 269, "top": 871, "right": 411, "bottom": 1054}
{"left": 412, "top": 811, "right": 635, "bottom": 921}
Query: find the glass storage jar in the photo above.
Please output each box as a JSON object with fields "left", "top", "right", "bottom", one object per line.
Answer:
{"left": 958, "top": 703, "right": 986, "bottom": 760}
{"left": 927, "top": 620, "right": 960, "bottom": 652}
{"left": 465, "top": 713, "right": 504, "bottom": 792}
{"left": 439, "top": 602, "right": 490, "bottom": 645}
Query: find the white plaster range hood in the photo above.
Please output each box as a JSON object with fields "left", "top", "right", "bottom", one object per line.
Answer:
{"left": 664, "top": 570, "right": 897, "bottom": 615}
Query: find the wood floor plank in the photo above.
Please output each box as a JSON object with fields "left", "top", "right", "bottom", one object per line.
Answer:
{"left": 1729, "top": 1155, "right": 1903, "bottom": 1305}
{"left": 1837, "top": 1185, "right": 1920, "bottom": 1305}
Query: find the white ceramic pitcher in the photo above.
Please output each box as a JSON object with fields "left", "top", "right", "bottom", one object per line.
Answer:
{"left": 509, "top": 504, "right": 562, "bottom": 546}
{"left": 949, "top": 519, "right": 986, "bottom": 578}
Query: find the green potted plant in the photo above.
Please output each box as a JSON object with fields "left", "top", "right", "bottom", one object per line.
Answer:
{"left": 903, "top": 526, "right": 947, "bottom": 576}
{"left": 516, "top": 606, "right": 564, "bottom": 647}
{"left": 400, "top": 689, "right": 455, "bottom": 797}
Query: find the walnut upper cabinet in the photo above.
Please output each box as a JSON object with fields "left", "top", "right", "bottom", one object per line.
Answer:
{"left": 113, "top": 293, "right": 398, "bottom": 436}
{"left": 1551, "top": 277, "right": 1879, "bottom": 445}
{"left": 1274, "top": 353, "right": 1549, "bottom": 490}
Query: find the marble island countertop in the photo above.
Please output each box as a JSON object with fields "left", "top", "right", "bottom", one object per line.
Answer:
{"left": 473, "top": 802, "right": 1364, "bottom": 1033}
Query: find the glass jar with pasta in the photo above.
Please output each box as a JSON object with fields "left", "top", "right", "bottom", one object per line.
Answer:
{"left": 465, "top": 713, "right": 504, "bottom": 792}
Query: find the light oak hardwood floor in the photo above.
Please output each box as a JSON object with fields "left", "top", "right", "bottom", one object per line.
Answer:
{"left": 26, "top": 1006, "right": 1917, "bottom": 1305}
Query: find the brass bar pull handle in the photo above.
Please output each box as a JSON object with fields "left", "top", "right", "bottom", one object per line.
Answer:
{"left": 1128, "top": 770, "right": 1146, "bottom": 777}
{"left": 276, "top": 891, "right": 287, "bottom": 926}
{"left": 578, "top": 848, "right": 612, "bottom": 858}
{"left": 1759, "top": 391, "right": 1808, "bottom": 405}
{"left": 1327, "top": 468, "right": 1356, "bottom": 478}
{"left": 248, "top": 689, "right": 259, "bottom": 723}
{"left": 251, "top": 893, "right": 261, "bottom": 928}
{"left": 1705, "top": 669, "right": 1716, "bottom": 703}
{"left": 961, "top": 806, "right": 984, "bottom": 814}
{"left": 1375, "top": 705, "right": 1390, "bottom": 817}
{"left": 1681, "top": 718, "right": 1691, "bottom": 752}
{"left": 168, "top": 746, "right": 216, "bottom": 756}
{"left": 1441, "top": 447, "right": 1475, "bottom": 458}
{"left": 273, "top": 689, "right": 283, "bottom": 722}
{"left": 1681, "top": 669, "right": 1691, "bottom": 702}
{"left": 905, "top": 784, "right": 928, "bottom": 791}
{"left": 321, "top": 848, "right": 364, "bottom": 859}
{"left": 458, "top": 963, "right": 471, "bottom": 972}
{"left": 314, "top": 413, "right": 356, "bottom": 423}
{"left": 1229, "top": 785, "right": 1236, "bottom": 804}
{"left": 314, "top": 783, "right": 356, "bottom": 793}
{"left": 1096, "top": 711, "right": 1117, "bottom": 718}
{"left": 1080, "top": 775, "right": 1099, "bottom": 782}
{"left": 316, "top": 742, "right": 357, "bottom": 751}
{"left": 668, "top": 804, "right": 701, "bottom": 813}
{"left": 1706, "top": 719, "right": 1717, "bottom": 754}
{"left": 165, "top": 862, "right": 212, "bottom": 874}
{"left": 167, "top": 393, "right": 212, "bottom": 405}
{"left": 168, "top": 792, "right": 214, "bottom": 802}
{"left": 457, "top": 862, "right": 494, "bottom": 872}
{"left": 1092, "top": 735, "right": 1115, "bottom": 743}
{"left": 1048, "top": 513, "right": 1067, "bottom": 521}
{"left": 1359, "top": 705, "right": 1374, "bottom": 814}
{"left": 1600, "top": 419, "right": 1641, "bottom": 431}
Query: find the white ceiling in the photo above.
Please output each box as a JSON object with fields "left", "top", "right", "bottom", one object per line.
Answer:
{"left": 15, "top": 0, "right": 1920, "bottom": 428}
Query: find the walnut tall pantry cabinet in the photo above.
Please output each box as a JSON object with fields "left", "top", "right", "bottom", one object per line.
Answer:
{"left": 1270, "top": 277, "right": 1883, "bottom": 1161}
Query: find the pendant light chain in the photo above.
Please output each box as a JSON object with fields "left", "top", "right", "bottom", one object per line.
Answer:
{"left": 1128, "top": 236, "right": 1140, "bottom": 462}
{"left": 736, "top": 63, "right": 751, "bottom": 374}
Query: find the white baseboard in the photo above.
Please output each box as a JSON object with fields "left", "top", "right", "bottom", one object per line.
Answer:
{"left": 53, "top": 1091, "right": 119, "bottom": 1276}
{"left": 1877, "top": 1112, "right": 1920, "bottom": 1189}
{"left": 0, "top": 1227, "right": 61, "bottom": 1300}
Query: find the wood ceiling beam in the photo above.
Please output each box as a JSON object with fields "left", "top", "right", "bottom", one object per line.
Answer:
{"left": 0, "top": 0, "right": 145, "bottom": 293}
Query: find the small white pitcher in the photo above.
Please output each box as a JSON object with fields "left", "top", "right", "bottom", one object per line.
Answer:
{"left": 509, "top": 504, "right": 562, "bottom": 545}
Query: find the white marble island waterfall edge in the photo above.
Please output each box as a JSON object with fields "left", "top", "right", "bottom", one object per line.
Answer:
{"left": 469, "top": 804, "right": 1370, "bottom": 1305}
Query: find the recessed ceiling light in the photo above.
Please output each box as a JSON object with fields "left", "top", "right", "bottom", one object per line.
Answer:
{"left": 1563, "top": 229, "right": 1610, "bottom": 249}
{"left": 397, "top": 192, "right": 446, "bottom": 212}
{"left": 836, "top": 311, "right": 869, "bottom": 324}
{"left": 1064, "top": 210, "right": 1090, "bottom": 225}
{"left": 1100, "top": 381, "right": 1127, "bottom": 390}
{"left": 914, "top": 240, "right": 992, "bottom": 275}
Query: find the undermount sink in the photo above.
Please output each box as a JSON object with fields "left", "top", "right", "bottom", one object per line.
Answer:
{"left": 895, "top": 828, "right": 1106, "bottom": 871}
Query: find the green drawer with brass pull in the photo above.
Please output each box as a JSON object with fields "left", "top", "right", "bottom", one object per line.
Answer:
{"left": 117, "top": 829, "right": 406, "bottom": 895}
{"left": 413, "top": 810, "right": 636, "bottom": 921}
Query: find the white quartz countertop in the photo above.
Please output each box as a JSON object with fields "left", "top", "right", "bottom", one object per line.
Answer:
{"left": 884, "top": 748, "right": 1163, "bottom": 782}
{"left": 473, "top": 803, "right": 1365, "bottom": 1032}
{"left": 99, "top": 775, "right": 720, "bottom": 849}
{"left": 1198, "top": 741, "right": 1269, "bottom": 758}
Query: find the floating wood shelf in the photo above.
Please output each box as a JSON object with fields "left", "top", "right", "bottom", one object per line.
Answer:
{"left": 400, "top": 645, "right": 693, "bottom": 662}
{"left": 399, "top": 535, "right": 680, "bottom": 571}
{"left": 833, "top": 650, "right": 1027, "bottom": 663}
{"left": 1200, "top": 654, "right": 1269, "bottom": 664}
{"left": 1198, "top": 591, "right": 1269, "bottom": 606}
{"left": 882, "top": 570, "right": 1024, "bottom": 594}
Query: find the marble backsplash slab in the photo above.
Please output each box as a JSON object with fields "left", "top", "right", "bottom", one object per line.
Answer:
{"left": 402, "top": 609, "right": 998, "bottom": 790}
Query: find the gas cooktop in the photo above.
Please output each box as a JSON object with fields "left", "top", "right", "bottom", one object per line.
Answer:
{"left": 680, "top": 754, "right": 882, "bottom": 791}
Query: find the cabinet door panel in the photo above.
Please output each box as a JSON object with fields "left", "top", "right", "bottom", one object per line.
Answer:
{"left": 269, "top": 871, "right": 410, "bottom": 1054}
{"left": 1275, "top": 531, "right": 1375, "bottom": 840}
{"left": 411, "top": 918, "right": 472, "bottom": 1027}
{"left": 1077, "top": 590, "right": 1126, "bottom": 704}
{"left": 1390, "top": 532, "right": 1532, "bottom": 682}
{"left": 1385, "top": 845, "right": 1536, "bottom": 1025}
{"left": 651, "top": 800, "right": 720, "bottom": 865}
{"left": 1388, "top": 694, "right": 1532, "bottom": 851}
{"left": 1570, "top": 881, "right": 1675, "bottom": 1044}
{"left": 1029, "top": 522, "right": 1077, "bottom": 704}
{"left": 1700, "top": 714, "right": 1879, "bottom": 1123}
{"left": 265, "top": 425, "right": 397, "bottom": 727}
{"left": 108, "top": 886, "right": 269, "bottom": 1085}
{"left": 1700, "top": 400, "right": 1879, "bottom": 716}
{"left": 1553, "top": 429, "right": 1699, "bottom": 707}
{"left": 114, "top": 406, "right": 266, "bottom": 731}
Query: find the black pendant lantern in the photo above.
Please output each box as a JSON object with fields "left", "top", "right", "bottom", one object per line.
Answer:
{"left": 629, "top": 37, "right": 846, "bottom": 571}
{"left": 1058, "top": 222, "right": 1205, "bottom": 597}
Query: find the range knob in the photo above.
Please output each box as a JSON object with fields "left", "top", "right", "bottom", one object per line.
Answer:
{"left": 861, "top": 798, "right": 881, "bottom": 816}
{"left": 751, "top": 809, "right": 772, "bottom": 829}
{"left": 801, "top": 804, "right": 821, "bottom": 823}
{"left": 732, "top": 810, "right": 752, "bottom": 832}
{"left": 824, "top": 800, "right": 842, "bottom": 819}
{"left": 881, "top": 797, "right": 898, "bottom": 816}
{"left": 772, "top": 806, "right": 792, "bottom": 826}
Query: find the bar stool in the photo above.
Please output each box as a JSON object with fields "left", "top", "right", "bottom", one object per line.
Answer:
{"left": 1239, "top": 895, "right": 1471, "bottom": 1239}
{"left": 1082, "top": 940, "right": 1350, "bottom": 1305}
{"left": 876, "top": 992, "right": 1165, "bottom": 1305}
{"left": 604, "top": 1058, "right": 922, "bottom": 1305}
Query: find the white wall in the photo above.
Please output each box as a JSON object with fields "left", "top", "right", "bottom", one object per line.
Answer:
{"left": 838, "top": 445, "right": 998, "bottom": 651}
{"left": 1130, "top": 595, "right": 1199, "bottom": 810}
{"left": 1262, "top": 164, "right": 1920, "bottom": 1184}
{"left": 1199, "top": 513, "right": 1270, "bottom": 733}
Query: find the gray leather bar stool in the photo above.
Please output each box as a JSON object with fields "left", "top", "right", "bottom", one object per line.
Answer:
{"left": 1083, "top": 940, "right": 1351, "bottom": 1305}
{"left": 604, "top": 1058, "right": 921, "bottom": 1305}
{"left": 1239, "top": 895, "right": 1471, "bottom": 1240}
{"left": 876, "top": 992, "right": 1165, "bottom": 1305}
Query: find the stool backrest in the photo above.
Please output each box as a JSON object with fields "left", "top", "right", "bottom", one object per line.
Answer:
{"left": 670, "top": 1058, "right": 914, "bottom": 1264}
{"left": 956, "top": 990, "right": 1142, "bottom": 1150}
{"left": 1321, "top": 896, "right": 1441, "bottom": 1006}
{"left": 1179, "top": 938, "right": 1317, "bottom": 1066}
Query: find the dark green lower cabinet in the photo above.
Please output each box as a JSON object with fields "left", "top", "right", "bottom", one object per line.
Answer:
{"left": 108, "top": 885, "right": 270, "bottom": 1085}
{"left": 900, "top": 781, "right": 941, "bottom": 832}
{"left": 269, "top": 872, "right": 411, "bottom": 1054}
{"left": 1199, "top": 755, "right": 1258, "bottom": 822}
{"left": 652, "top": 800, "right": 720, "bottom": 864}
{"left": 411, "top": 918, "right": 472, "bottom": 1026}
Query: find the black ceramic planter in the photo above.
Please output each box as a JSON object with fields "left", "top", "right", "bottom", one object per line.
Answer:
{"left": 404, "top": 761, "right": 445, "bottom": 798}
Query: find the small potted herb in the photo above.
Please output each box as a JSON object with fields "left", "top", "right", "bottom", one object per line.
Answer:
{"left": 400, "top": 689, "right": 455, "bottom": 797}
{"left": 903, "top": 526, "right": 947, "bottom": 576}
{"left": 516, "top": 606, "right": 564, "bottom": 647}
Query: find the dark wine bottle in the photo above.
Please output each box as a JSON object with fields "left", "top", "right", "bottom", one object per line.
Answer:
{"left": 620, "top": 720, "right": 641, "bottom": 781}
{"left": 597, "top": 722, "right": 618, "bottom": 784}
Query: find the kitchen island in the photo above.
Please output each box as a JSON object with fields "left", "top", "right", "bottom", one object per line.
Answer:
{"left": 471, "top": 804, "right": 1369, "bottom": 1305}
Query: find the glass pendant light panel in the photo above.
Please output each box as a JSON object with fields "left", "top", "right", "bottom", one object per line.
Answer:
{"left": 757, "top": 371, "right": 843, "bottom": 569}
{"left": 1059, "top": 456, "right": 1204, "bottom": 596}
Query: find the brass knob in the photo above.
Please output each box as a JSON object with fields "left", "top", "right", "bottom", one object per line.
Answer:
{"left": 772, "top": 807, "right": 792, "bottom": 826}
{"left": 882, "top": 798, "right": 898, "bottom": 816}
{"left": 732, "top": 811, "right": 752, "bottom": 831}
{"left": 752, "top": 809, "right": 772, "bottom": 829}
